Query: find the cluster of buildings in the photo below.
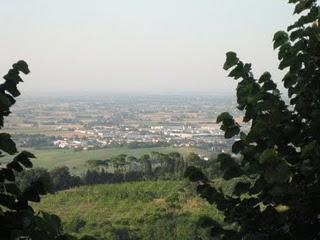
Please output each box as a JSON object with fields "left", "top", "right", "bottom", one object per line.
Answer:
{"left": 8, "top": 94, "right": 248, "bottom": 153}
{"left": 52, "top": 123, "right": 237, "bottom": 152}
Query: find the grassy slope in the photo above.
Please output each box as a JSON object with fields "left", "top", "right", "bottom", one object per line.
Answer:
{"left": 0, "top": 147, "right": 208, "bottom": 175}
{"left": 33, "top": 180, "right": 223, "bottom": 240}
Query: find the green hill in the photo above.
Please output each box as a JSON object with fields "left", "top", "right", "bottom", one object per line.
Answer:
{"left": 33, "top": 180, "right": 223, "bottom": 240}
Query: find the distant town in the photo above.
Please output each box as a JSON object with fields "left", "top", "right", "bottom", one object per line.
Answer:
{"left": 7, "top": 94, "right": 250, "bottom": 154}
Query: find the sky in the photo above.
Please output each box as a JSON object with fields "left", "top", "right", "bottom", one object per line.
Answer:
{"left": 0, "top": 0, "right": 299, "bottom": 95}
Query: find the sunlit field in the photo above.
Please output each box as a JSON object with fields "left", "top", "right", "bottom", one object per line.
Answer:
{"left": 34, "top": 180, "right": 223, "bottom": 240}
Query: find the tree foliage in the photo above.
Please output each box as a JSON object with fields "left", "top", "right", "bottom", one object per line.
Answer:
{"left": 0, "top": 62, "right": 95, "bottom": 240}
{"left": 186, "top": 1, "right": 320, "bottom": 239}
{"left": 16, "top": 168, "right": 54, "bottom": 194}
{"left": 0, "top": 60, "right": 42, "bottom": 239}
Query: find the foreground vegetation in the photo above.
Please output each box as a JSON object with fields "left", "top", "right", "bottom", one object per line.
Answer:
{"left": 186, "top": 1, "right": 320, "bottom": 239}
{"left": 33, "top": 180, "right": 222, "bottom": 240}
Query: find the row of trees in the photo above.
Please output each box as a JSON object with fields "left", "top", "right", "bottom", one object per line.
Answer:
{"left": 88, "top": 151, "right": 219, "bottom": 176}
{"left": 86, "top": 151, "right": 221, "bottom": 181}
{"left": 16, "top": 167, "right": 82, "bottom": 193}
{"left": 17, "top": 151, "right": 219, "bottom": 193}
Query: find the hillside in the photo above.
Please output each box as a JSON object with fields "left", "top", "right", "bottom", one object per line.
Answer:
{"left": 33, "top": 180, "right": 223, "bottom": 240}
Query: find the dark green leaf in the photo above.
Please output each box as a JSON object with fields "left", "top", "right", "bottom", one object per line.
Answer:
{"left": 225, "top": 126, "right": 240, "bottom": 139}
{"left": 217, "top": 112, "right": 233, "bottom": 123}
{"left": 233, "top": 182, "right": 251, "bottom": 196}
{"left": 294, "top": 0, "right": 314, "bottom": 14}
{"left": 7, "top": 161, "right": 23, "bottom": 172}
{"left": 12, "top": 60, "right": 30, "bottom": 74}
{"left": 2, "top": 168, "right": 15, "bottom": 181}
{"left": 14, "top": 151, "right": 36, "bottom": 168}
{"left": 259, "top": 149, "right": 279, "bottom": 165}
{"left": 5, "top": 183, "right": 21, "bottom": 195}
{"left": 0, "top": 133, "right": 17, "bottom": 155}
{"left": 223, "top": 52, "right": 239, "bottom": 70}
{"left": 273, "top": 31, "right": 289, "bottom": 49}
{"left": 232, "top": 140, "right": 244, "bottom": 154}
{"left": 259, "top": 72, "right": 271, "bottom": 83}
{"left": 4, "top": 81, "right": 21, "bottom": 97}
{"left": 223, "top": 167, "right": 243, "bottom": 180}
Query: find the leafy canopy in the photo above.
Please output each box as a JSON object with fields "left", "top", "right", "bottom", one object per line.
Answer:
{"left": 0, "top": 62, "right": 94, "bottom": 240}
{"left": 186, "top": 0, "right": 320, "bottom": 239}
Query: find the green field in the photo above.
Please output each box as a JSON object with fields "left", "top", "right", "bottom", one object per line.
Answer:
{"left": 33, "top": 180, "right": 222, "bottom": 240}
{"left": 0, "top": 147, "right": 210, "bottom": 175}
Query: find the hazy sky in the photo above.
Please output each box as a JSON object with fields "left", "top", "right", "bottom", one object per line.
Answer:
{"left": 0, "top": 1, "right": 298, "bottom": 95}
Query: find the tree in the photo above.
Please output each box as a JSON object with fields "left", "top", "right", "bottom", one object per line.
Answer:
{"left": 186, "top": 1, "right": 320, "bottom": 239}
{"left": 0, "top": 60, "right": 40, "bottom": 239}
{"left": 86, "top": 159, "right": 110, "bottom": 169}
{"left": 151, "top": 151, "right": 163, "bottom": 167}
{"left": 168, "top": 152, "right": 182, "bottom": 174}
{"left": 111, "top": 154, "right": 127, "bottom": 173}
{"left": 16, "top": 168, "right": 54, "bottom": 194}
{"left": 50, "top": 166, "right": 81, "bottom": 191}
{"left": 126, "top": 156, "right": 141, "bottom": 172}
{"left": 186, "top": 152, "right": 202, "bottom": 167}
{"left": 140, "top": 154, "right": 152, "bottom": 177}
{"left": 0, "top": 61, "right": 60, "bottom": 239}
{"left": 0, "top": 61, "right": 95, "bottom": 240}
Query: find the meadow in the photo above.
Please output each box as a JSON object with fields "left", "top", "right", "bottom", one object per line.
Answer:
{"left": 33, "top": 180, "right": 223, "bottom": 240}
